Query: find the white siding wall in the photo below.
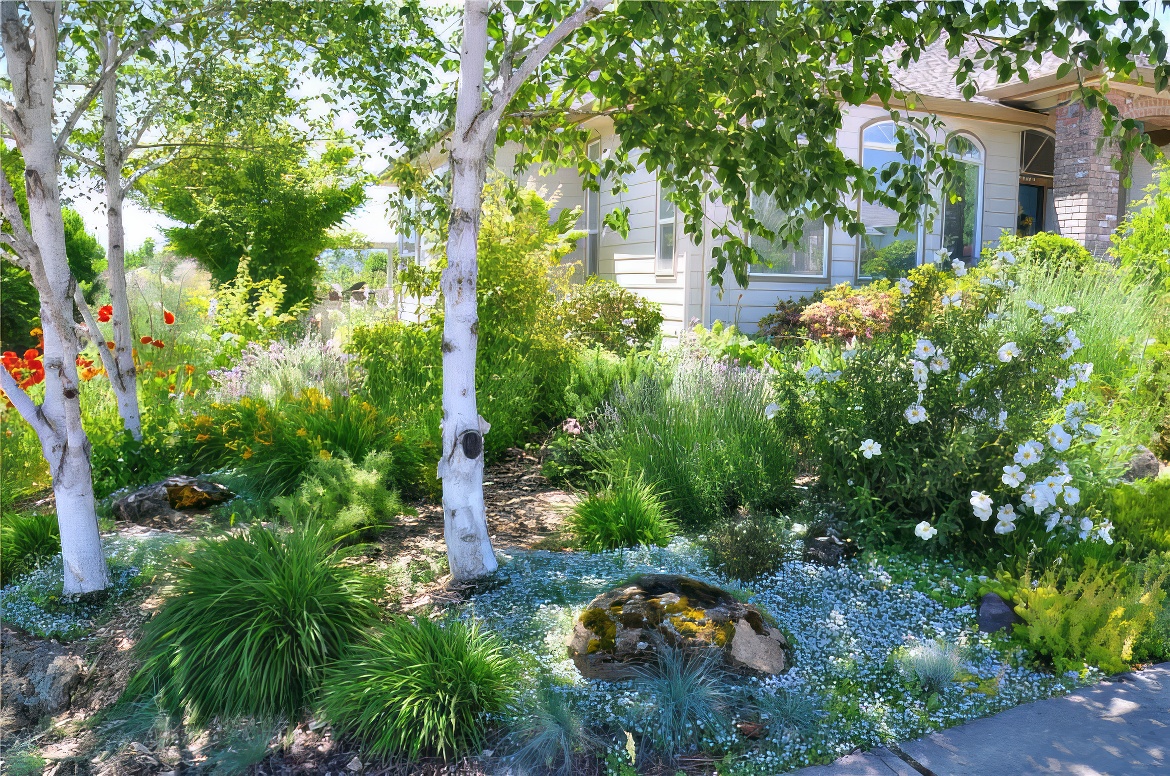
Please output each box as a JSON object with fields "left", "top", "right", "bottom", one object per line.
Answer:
{"left": 1126, "top": 144, "right": 1169, "bottom": 216}
{"left": 709, "top": 104, "right": 1026, "bottom": 332}
{"left": 493, "top": 145, "right": 588, "bottom": 271}
{"left": 492, "top": 107, "right": 1031, "bottom": 335}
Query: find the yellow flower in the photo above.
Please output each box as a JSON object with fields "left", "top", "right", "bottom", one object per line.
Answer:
{"left": 296, "top": 428, "right": 308, "bottom": 437}
{"left": 242, "top": 447, "right": 253, "bottom": 460}
{"left": 318, "top": 449, "right": 332, "bottom": 460}
{"left": 195, "top": 433, "right": 210, "bottom": 443}
{"left": 393, "top": 432, "right": 404, "bottom": 444}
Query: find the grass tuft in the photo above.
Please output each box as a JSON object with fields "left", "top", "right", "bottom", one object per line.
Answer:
{"left": 567, "top": 472, "right": 676, "bottom": 552}
{"left": 634, "top": 647, "right": 730, "bottom": 762}
{"left": 0, "top": 511, "right": 60, "bottom": 584}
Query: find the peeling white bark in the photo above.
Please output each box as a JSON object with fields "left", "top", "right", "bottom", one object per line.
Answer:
{"left": 99, "top": 31, "right": 142, "bottom": 439}
{"left": 3, "top": 1, "right": 109, "bottom": 595}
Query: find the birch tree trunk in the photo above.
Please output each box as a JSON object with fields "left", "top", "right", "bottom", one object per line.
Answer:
{"left": 2, "top": 1, "right": 110, "bottom": 595}
{"left": 437, "top": 0, "right": 497, "bottom": 582}
{"left": 99, "top": 30, "right": 142, "bottom": 439}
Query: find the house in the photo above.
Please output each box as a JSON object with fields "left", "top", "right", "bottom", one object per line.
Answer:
{"left": 389, "top": 44, "right": 1170, "bottom": 335}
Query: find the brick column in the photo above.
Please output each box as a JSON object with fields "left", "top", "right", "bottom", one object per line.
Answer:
{"left": 1052, "top": 101, "right": 1120, "bottom": 257}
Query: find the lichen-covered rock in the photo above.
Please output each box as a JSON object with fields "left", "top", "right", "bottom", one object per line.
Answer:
{"left": 567, "top": 574, "right": 791, "bottom": 680}
{"left": 1123, "top": 446, "right": 1162, "bottom": 482}
{"left": 111, "top": 476, "right": 232, "bottom": 524}
{"left": 802, "top": 527, "right": 857, "bottom": 567}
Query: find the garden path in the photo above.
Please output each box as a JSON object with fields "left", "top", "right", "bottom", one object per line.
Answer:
{"left": 792, "top": 661, "right": 1170, "bottom": 775}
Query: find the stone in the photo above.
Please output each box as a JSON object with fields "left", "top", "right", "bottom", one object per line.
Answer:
{"left": 567, "top": 574, "right": 791, "bottom": 681}
{"left": 803, "top": 525, "right": 857, "bottom": 567}
{"left": 111, "top": 476, "right": 232, "bottom": 524}
{"left": 0, "top": 627, "right": 84, "bottom": 734}
{"left": 1122, "top": 446, "right": 1162, "bottom": 482}
{"left": 978, "top": 592, "right": 1022, "bottom": 634}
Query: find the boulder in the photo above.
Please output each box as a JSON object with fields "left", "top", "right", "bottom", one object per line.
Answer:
{"left": 977, "top": 592, "right": 1022, "bottom": 634}
{"left": 1123, "top": 447, "right": 1162, "bottom": 483}
{"left": 111, "top": 476, "right": 232, "bottom": 525}
{"left": 0, "top": 627, "right": 84, "bottom": 734}
{"left": 567, "top": 574, "right": 791, "bottom": 681}
{"left": 803, "top": 525, "right": 857, "bottom": 567}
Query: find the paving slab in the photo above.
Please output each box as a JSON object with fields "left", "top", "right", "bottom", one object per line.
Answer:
{"left": 791, "top": 662, "right": 1170, "bottom": 775}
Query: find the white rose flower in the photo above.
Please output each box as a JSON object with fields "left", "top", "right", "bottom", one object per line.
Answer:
{"left": 904, "top": 403, "right": 928, "bottom": 424}
{"left": 764, "top": 403, "right": 780, "bottom": 420}
{"left": 996, "top": 250, "right": 1017, "bottom": 264}
{"left": 1002, "top": 464, "right": 1025, "bottom": 488}
{"left": 1045, "top": 513, "right": 1062, "bottom": 532}
{"left": 1047, "top": 424, "right": 1072, "bottom": 453}
{"left": 1079, "top": 516, "right": 1094, "bottom": 540}
{"left": 929, "top": 355, "right": 950, "bottom": 374}
{"left": 1062, "top": 486, "right": 1080, "bottom": 506}
{"left": 911, "top": 360, "right": 930, "bottom": 383}
{"left": 951, "top": 259, "right": 967, "bottom": 277}
{"left": 997, "top": 341, "right": 1021, "bottom": 362}
{"left": 1097, "top": 520, "right": 1113, "bottom": 545}
{"left": 994, "top": 517, "right": 1016, "bottom": 534}
{"left": 914, "top": 521, "right": 938, "bottom": 540}
{"left": 859, "top": 439, "right": 882, "bottom": 459}
{"left": 897, "top": 278, "right": 913, "bottom": 295}
{"left": 970, "top": 491, "right": 993, "bottom": 521}
{"left": 912, "top": 339, "right": 936, "bottom": 359}
{"left": 997, "top": 503, "right": 1016, "bottom": 522}
{"left": 1014, "top": 440, "right": 1044, "bottom": 467}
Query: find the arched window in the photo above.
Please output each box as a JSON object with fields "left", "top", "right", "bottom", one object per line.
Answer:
{"left": 942, "top": 133, "right": 985, "bottom": 262}
{"left": 858, "top": 120, "right": 924, "bottom": 279}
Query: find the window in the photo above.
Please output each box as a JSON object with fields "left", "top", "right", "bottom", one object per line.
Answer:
{"left": 749, "top": 192, "right": 827, "bottom": 277}
{"left": 656, "top": 176, "right": 676, "bottom": 274}
{"left": 1017, "top": 130, "right": 1055, "bottom": 236}
{"left": 584, "top": 140, "right": 601, "bottom": 276}
{"left": 941, "top": 133, "right": 984, "bottom": 262}
{"left": 858, "top": 120, "right": 923, "bottom": 279}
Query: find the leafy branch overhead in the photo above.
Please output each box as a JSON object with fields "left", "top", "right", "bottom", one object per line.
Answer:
{"left": 313, "top": 0, "right": 1168, "bottom": 289}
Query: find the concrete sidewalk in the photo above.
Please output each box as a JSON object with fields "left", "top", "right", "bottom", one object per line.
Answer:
{"left": 791, "top": 662, "right": 1170, "bottom": 776}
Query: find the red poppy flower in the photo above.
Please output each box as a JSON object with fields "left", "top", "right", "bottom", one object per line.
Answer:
{"left": 163, "top": 309, "right": 175, "bottom": 325}
{"left": 107, "top": 341, "right": 116, "bottom": 350}
{"left": 141, "top": 335, "right": 153, "bottom": 344}
{"left": 1, "top": 351, "right": 18, "bottom": 369}
{"left": 152, "top": 339, "right": 165, "bottom": 349}
{"left": 98, "top": 304, "right": 113, "bottom": 323}
{"left": 23, "top": 348, "right": 39, "bottom": 361}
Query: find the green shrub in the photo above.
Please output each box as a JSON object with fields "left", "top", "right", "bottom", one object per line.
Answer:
{"left": 686, "top": 320, "right": 777, "bottom": 370}
{"left": 349, "top": 183, "right": 578, "bottom": 459}
{"left": 1006, "top": 559, "right": 1165, "bottom": 674}
{"left": 583, "top": 351, "right": 797, "bottom": 528}
{"left": 1112, "top": 159, "right": 1170, "bottom": 292}
{"left": 1133, "top": 551, "right": 1170, "bottom": 663}
{"left": 1, "top": 409, "right": 50, "bottom": 507}
{"left": 556, "top": 276, "right": 663, "bottom": 354}
{"left": 996, "top": 232, "right": 1096, "bottom": 274}
{"left": 182, "top": 390, "right": 434, "bottom": 499}
{"left": 0, "top": 511, "right": 60, "bottom": 584}
{"left": 563, "top": 345, "right": 660, "bottom": 421}
{"left": 273, "top": 451, "right": 408, "bottom": 542}
{"left": 799, "top": 281, "right": 898, "bottom": 341}
{"left": 321, "top": 617, "right": 519, "bottom": 761}
{"left": 703, "top": 513, "right": 795, "bottom": 582}
{"left": 131, "top": 525, "right": 379, "bottom": 722}
{"left": 1111, "top": 477, "right": 1170, "bottom": 556}
{"left": 568, "top": 473, "right": 676, "bottom": 552}
{"left": 791, "top": 255, "right": 1118, "bottom": 556}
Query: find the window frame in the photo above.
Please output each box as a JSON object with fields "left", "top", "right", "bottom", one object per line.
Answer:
{"left": 397, "top": 196, "right": 420, "bottom": 264}
{"left": 655, "top": 174, "right": 677, "bottom": 276}
{"left": 584, "top": 139, "right": 602, "bottom": 277}
{"left": 941, "top": 131, "right": 986, "bottom": 263}
{"left": 746, "top": 191, "right": 831, "bottom": 282}
{"left": 854, "top": 118, "right": 927, "bottom": 283}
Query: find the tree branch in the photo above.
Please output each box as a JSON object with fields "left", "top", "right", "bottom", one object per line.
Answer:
{"left": 72, "top": 286, "right": 119, "bottom": 379}
{"left": 124, "top": 150, "right": 179, "bottom": 189}
{"left": 61, "top": 147, "right": 105, "bottom": 175}
{"left": 0, "top": 163, "right": 38, "bottom": 263}
{"left": 0, "top": 367, "right": 49, "bottom": 438}
{"left": 486, "top": 0, "right": 608, "bottom": 130}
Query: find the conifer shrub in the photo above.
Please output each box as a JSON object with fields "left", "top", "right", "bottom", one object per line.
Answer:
{"left": 130, "top": 525, "right": 378, "bottom": 722}
{"left": 273, "top": 450, "right": 408, "bottom": 542}
{"left": 321, "top": 617, "right": 519, "bottom": 761}
{"left": 703, "top": 512, "right": 795, "bottom": 582}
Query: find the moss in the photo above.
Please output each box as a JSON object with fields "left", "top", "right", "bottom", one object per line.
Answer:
{"left": 586, "top": 638, "right": 601, "bottom": 654}
{"left": 581, "top": 607, "right": 617, "bottom": 652}
{"left": 714, "top": 622, "right": 734, "bottom": 647}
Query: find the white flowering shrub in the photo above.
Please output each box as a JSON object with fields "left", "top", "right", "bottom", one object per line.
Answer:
{"left": 787, "top": 254, "right": 1118, "bottom": 555}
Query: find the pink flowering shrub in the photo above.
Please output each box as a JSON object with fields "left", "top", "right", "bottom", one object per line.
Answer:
{"left": 799, "top": 282, "right": 898, "bottom": 340}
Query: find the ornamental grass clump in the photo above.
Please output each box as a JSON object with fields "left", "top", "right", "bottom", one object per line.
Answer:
{"left": 584, "top": 351, "right": 796, "bottom": 528}
{"left": 130, "top": 525, "right": 378, "bottom": 723}
{"left": 0, "top": 511, "right": 60, "bottom": 584}
{"left": 273, "top": 450, "right": 408, "bottom": 543}
{"left": 754, "top": 688, "right": 821, "bottom": 740}
{"left": 321, "top": 616, "right": 519, "bottom": 762}
{"left": 787, "top": 252, "right": 1119, "bottom": 557}
{"left": 508, "top": 686, "right": 607, "bottom": 776}
{"left": 896, "top": 641, "right": 961, "bottom": 695}
{"left": 568, "top": 473, "right": 675, "bottom": 552}
{"left": 634, "top": 648, "right": 730, "bottom": 762}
